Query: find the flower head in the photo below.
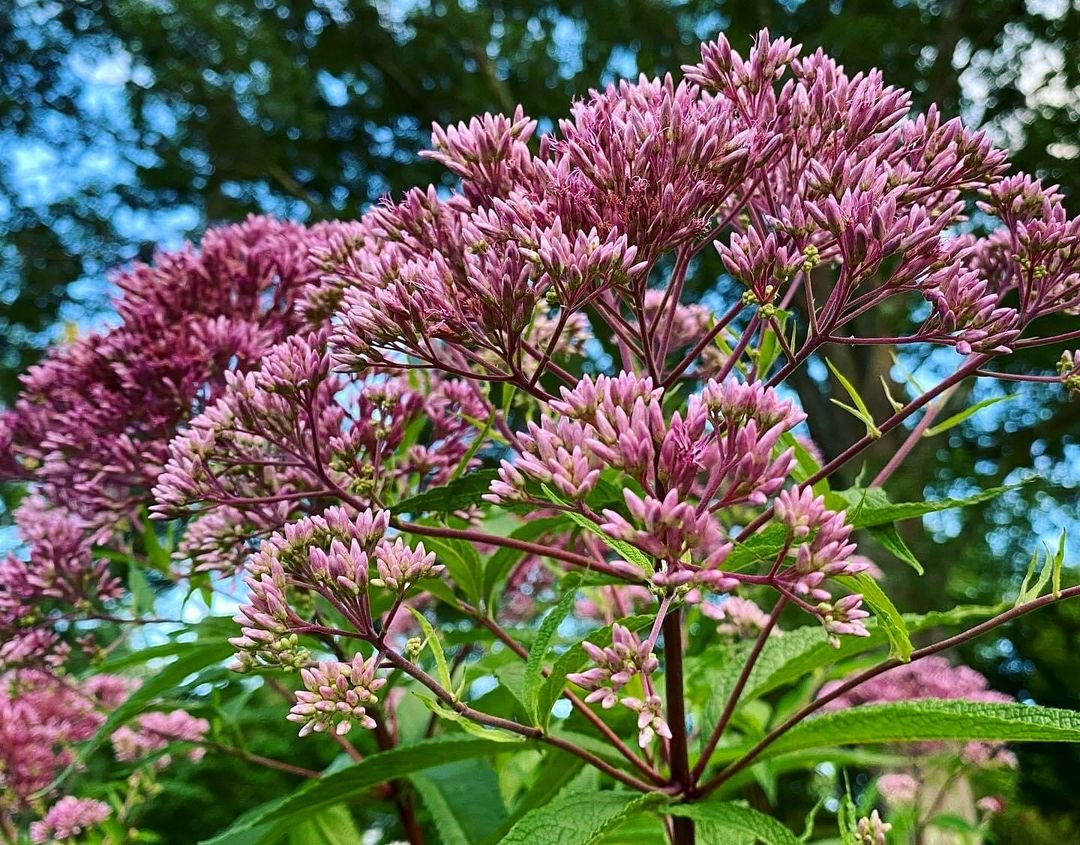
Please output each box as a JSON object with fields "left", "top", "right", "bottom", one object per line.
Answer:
{"left": 288, "top": 653, "right": 386, "bottom": 737}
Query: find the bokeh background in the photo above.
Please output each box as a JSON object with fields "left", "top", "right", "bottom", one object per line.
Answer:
{"left": 2, "top": 0, "right": 1079, "bottom": 840}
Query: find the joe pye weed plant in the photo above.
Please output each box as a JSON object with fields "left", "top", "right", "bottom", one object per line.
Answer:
{"left": 2, "top": 27, "right": 1080, "bottom": 845}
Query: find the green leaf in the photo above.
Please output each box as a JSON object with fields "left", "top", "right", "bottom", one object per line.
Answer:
{"left": 832, "top": 484, "right": 1020, "bottom": 529}
{"left": 56, "top": 640, "right": 233, "bottom": 790}
{"left": 486, "top": 751, "right": 585, "bottom": 844}
{"left": 756, "top": 310, "right": 791, "bottom": 379}
{"left": 541, "top": 484, "right": 653, "bottom": 574}
{"left": 664, "top": 801, "right": 800, "bottom": 845}
{"left": 691, "top": 603, "right": 1003, "bottom": 723}
{"left": 412, "top": 759, "right": 507, "bottom": 845}
{"left": 417, "top": 535, "right": 485, "bottom": 606}
{"left": 779, "top": 432, "right": 826, "bottom": 489}
{"left": 128, "top": 563, "right": 157, "bottom": 616}
{"left": 825, "top": 358, "right": 881, "bottom": 439}
{"left": 1016, "top": 531, "right": 1067, "bottom": 606}
{"left": 406, "top": 605, "right": 452, "bottom": 689}
{"left": 141, "top": 513, "right": 173, "bottom": 573}
{"left": 836, "top": 778, "right": 860, "bottom": 845}
{"left": 413, "top": 693, "right": 526, "bottom": 743}
{"left": 286, "top": 805, "right": 362, "bottom": 845}
{"left": 392, "top": 470, "right": 500, "bottom": 515}
{"left": 200, "top": 737, "right": 529, "bottom": 844}
{"left": 835, "top": 573, "right": 912, "bottom": 661}
{"left": 725, "top": 525, "right": 789, "bottom": 572}
{"left": 922, "top": 394, "right": 1016, "bottom": 438}
{"left": 523, "top": 581, "right": 580, "bottom": 725}
{"left": 499, "top": 791, "right": 664, "bottom": 845}
{"left": 764, "top": 700, "right": 1080, "bottom": 758}
{"left": 866, "top": 523, "right": 923, "bottom": 575}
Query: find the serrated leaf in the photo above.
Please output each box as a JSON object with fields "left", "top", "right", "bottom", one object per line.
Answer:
{"left": 485, "top": 751, "right": 585, "bottom": 845}
{"left": 922, "top": 394, "right": 1016, "bottom": 438}
{"left": 764, "top": 700, "right": 1080, "bottom": 758}
{"left": 499, "top": 791, "right": 664, "bottom": 845}
{"left": 725, "top": 524, "right": 789, "bottom": 572}
{"left": 664, "top": 801, "right": 800, "bottom": 845}
{"left": 412, "top": 759, "right": 507, "bottom": 845}
{"left": 690, "top": 604, "right": 1003, "bottom": 726}
{"left": 285, "top": 804, "right": 362, "bottom": 845}
{"left": 407, "top": 605, "right": 452, "bottom": 689}
{"left": 523, "top": 581, "right": 581, "bottom": 725}
{"left": 392, "top": 470, "right": 500, "bottom": 515}
{"left": 200, "top": 736, "right": 531, "bottom": 844}
{"left": 835, "top": 573, "right": 912, "bottom": 661}
{"left": 836, "top": 780, "right": 860, "bottom": 845}
{"left": 866, "top": 523, "right": 923, "bottom": 575}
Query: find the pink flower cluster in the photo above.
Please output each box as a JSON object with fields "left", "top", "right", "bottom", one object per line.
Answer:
{"left": 0, "top": 498, "right": 123, "bottom": 668}
{"left": 2, "top": 217, "right": 347, "bottom": 527}
{"left": 30, "top": 796, "right": 111, "bottom": 843}
{"left": 1, "top": 667, "right": 205, "bottom": 835}
{"left": 488, "top": 374, "right": 812, "bottom": 591}
{"left": 112, "top": 709, "right": 210, "bottom": 766}
{"left": 152, "top": 329, "right": 487, "bottom": 572}
{"left": 229, "top": 506, "right": 440, "bottom": 680}
{"left": 0, "top": 670, "right": 117, "bottom": 809}
{"left": 0, "top": 216, "right": 361, "bottom": 669}
{"left": 567, "top": 623, "right": 670, "bottom": 747}
{"left": 288, "top": 653, "right": 386, "bottom": 737}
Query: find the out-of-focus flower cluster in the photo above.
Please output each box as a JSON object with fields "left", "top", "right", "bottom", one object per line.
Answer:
{"left": 0, "top": 498, "right": 123, "bottom": 668}
{"left": 1, "top": 668, "right": 208, "bottom": 836}
{"left": 112, "top": 709, "right": 210, "bottom": 767}
{"left": 29, "top": 796, "right": 111, "bottom": 844}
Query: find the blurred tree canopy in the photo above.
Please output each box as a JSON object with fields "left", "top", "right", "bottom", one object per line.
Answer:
{"left": 2, "top": 0, "right": 1079, "bottom": 835}
{"left": 3, "top": 0, "right": 1079, "bottom": 396}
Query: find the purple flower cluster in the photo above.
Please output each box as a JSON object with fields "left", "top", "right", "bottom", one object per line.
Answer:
{"left": 0, "top": 498, "right": 123, "bottom": 668}
{"left": 489, "top": 373, "right": 818, "bottom": 597}
{"left": 0, "top": 667, "right": 205, "bottom": 835}
{"left": 152, "top": 328, "right": 488, "bottom": 572}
